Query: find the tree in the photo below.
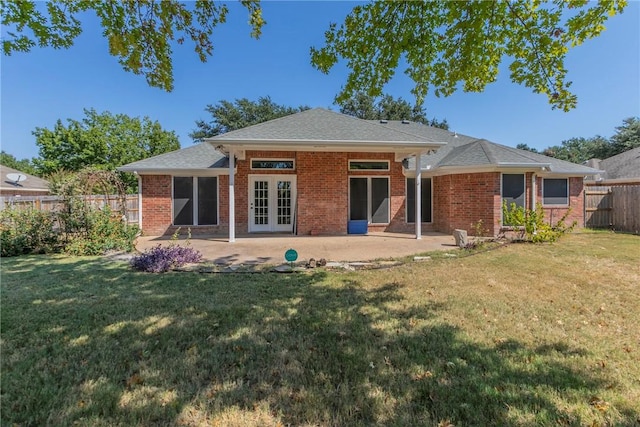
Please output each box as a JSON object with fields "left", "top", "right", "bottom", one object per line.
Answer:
{"left": 311, "top": 1, "right": 627, "bottom": 111}
{"left": 33, "top": 109, "right": 180, "bottom": 191}
{"left": 541, "top": 136, "right": 610, "bottom": 163}
{"left": 515, "top": 143, "right": 538, "bottom": 153}
{"left": 338, "top": 92, "right": 448, "bottom": 129}
{"left": 3, "top": 2, "right": 627, "bottom": 110}
{"left": 0, "top": 151, "right": 38, "bottom": 176}
{"left": 609, "top": 117, "right": 640, "bottom": 156}
{"left": 190, "top": 96, "right": 310, "bottom": 141}
{"left": 1, "top": 0, "right": 264, "bottom": 91}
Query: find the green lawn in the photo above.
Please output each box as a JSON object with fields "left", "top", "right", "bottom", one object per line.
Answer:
{"left": 1, "top": 231, "right": 639, "bottom": 426}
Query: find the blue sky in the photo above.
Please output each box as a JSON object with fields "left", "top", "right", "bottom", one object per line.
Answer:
{"left": 2, "top": 1, "right": 639, "bottom": 161}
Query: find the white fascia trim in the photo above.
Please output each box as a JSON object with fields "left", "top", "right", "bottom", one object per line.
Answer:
{"left": 403, "top": 164, "right": 545, "bottom": 177}
{"left": 119, "top": 168, "right": 229, "bottom": 176}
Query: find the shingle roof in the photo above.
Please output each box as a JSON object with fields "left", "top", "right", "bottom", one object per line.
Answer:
{"left": 118, "top": 143, "right": 228, "bottom": 172}
{"left": 375, "top": 120, "right": 599, "bottom": 175}
{"left": 0, "top": 165, "right": 49, "bottom": 192}
{"left": 208, "top": 108, "right": 433, "bottom": 143}
{"left": 598, "top": 147, "right": 640, "bottom": 179}
{"left": 118, "top": 110, "right": 599, "bottom": 176}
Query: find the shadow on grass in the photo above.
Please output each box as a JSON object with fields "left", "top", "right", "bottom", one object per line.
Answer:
{"left": 1, "top": 255, "right": 635, "bottom": 426}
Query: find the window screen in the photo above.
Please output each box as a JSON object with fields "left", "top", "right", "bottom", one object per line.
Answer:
{"left": 502, "top": 174, "right": 525, "bottom": 208}
{"left": 371, "top": 178, "right": 389, "bottom": 224}
{"left": 406, "top": 178, "right": 432, "bottom": 223}
{"left": 173, "top": 177, "right": 193, "bottom": 225}
{"left": 543, "top": 179, "right": 568, "bottom": 205}
{"left": 197, "top": 177, "right": 218, "bottom": 225}
{"left": 349, "top": 178, "right": 368, "bottom": 221}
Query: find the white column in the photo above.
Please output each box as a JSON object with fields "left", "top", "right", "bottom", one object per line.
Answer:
{"left": 137, "top": 174, "right": 143, "bottom": 230}
{"left": 228, "top": 149, "right": 236, "bottom": 243}
{"left": 531, "top": 173, "right": 536, "bottom": 210}
{"left": 415, "top": 152, "right": 422, "bottom": 240}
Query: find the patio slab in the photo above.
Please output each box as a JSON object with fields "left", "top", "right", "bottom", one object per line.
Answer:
{"left": 135, "top": 232, "right": 458, "bottom": 265}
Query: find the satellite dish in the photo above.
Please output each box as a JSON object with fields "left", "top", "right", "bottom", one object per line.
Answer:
{"left": 6, "top": 173, "right": 27, "bottom": 184}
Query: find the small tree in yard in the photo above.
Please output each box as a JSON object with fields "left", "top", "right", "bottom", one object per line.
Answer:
{"left": 501, "top": 202, "right": 576, "bottom": 243}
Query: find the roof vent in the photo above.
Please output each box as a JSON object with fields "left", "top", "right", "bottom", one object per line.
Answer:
{"left": 379, "top": 119, "right": 388, "bottom": 124}
{"left": 401, "top": 120, "right": 410, "bottom": 124}
{"left": 453, "top": 131, "right": 458, "bottom": 138}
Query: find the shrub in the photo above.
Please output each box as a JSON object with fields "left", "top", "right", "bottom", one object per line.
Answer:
{"left": 130, "top": 244, "right": 202, "bottom": 273}
{"left": 501, "top": 201, "right": 576, "bottom": 243}
{"left": 0, "top": 207, "right": 60, "bottom": 257}
{"left": 63, "top": 206, "right": 139, "bottom": 256}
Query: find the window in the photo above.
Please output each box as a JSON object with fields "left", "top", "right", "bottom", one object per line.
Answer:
{"left": 251, "top": 159, "right": 294, "bottom": 170}
{"left": 349, "top": 160, "right": 389, "bottom": 171}
{"left": 502, "top": 174, "right": 525, "bottom": 226}
{"left": 543, "top": 178, "right": 569, "bottom": 206}
{"left": 406, "top": 178, "right": 432, "bottom": 223}
{"left": 349, "top": 177, "right": 389, "bottom": 224}
{"left": 173, "top": 176, "right": 218, "bottom": 225}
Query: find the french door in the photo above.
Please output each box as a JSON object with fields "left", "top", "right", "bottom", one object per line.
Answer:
{"left": 249, "top": 175, "right": 296, "bottom": 232}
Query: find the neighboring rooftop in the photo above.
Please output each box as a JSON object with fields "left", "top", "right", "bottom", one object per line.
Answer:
{"left": 589, "top": 147, "right": 640, "bottom": 181}
{"left": 0, "top": 165, "right": 50, "bottom": 193}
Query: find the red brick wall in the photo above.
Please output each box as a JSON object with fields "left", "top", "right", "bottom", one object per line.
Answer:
{"left": 140, "top": 167, "right": 586, "bottom": 237}
{"left": 140, "top": 175, "right": 172, "bottom": 236}
{"left": 139, "top": 151, "right": 412, "bottom": 236}
{"left": 432, "top": 172, "right": 502, "bottom": 235}
{"left": 537, "top": 176, "right": 584, "bottom": 228}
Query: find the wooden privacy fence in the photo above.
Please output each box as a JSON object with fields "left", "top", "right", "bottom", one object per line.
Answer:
{"left": 0, "top": 194, "right": 139, "bottom": 225}
{"left": 584, "top": 184, "right": 640, "bottom": 234}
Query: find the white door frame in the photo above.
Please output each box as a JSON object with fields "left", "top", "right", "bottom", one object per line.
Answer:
{"left": 248, "top": 175, "right": 297, "bottom": 233}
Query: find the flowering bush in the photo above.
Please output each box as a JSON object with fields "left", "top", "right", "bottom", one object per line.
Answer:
{"left": 0, "top": 207, "right": 60, "bottom": 256}
{"left": 130, "top": 244, "right": 202, "bottom": 273}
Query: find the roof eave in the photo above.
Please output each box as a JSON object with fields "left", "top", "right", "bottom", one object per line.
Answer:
{"left": 117, "top": 167, "right": 229, "bottom": 175}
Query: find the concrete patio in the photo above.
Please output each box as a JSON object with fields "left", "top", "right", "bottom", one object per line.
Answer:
{"left": 135, "top": 232, "right": 458, "bottom": 265}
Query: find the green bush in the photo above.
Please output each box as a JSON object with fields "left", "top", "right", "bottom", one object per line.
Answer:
{"left": 63, "top": 206, "right": 139, "bottom": 256}
{"left": 0, "top": 207, "right": 60, "bottom": 257}
{"left": 502, "top": 201, "right": 576, "bottom": 243}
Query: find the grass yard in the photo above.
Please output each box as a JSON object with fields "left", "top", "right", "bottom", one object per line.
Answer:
{"left": 1, "top": 231, "right": 639, "bottom": 426}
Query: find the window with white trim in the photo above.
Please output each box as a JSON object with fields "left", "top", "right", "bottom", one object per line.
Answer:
{"left": 173, "top": 176, "right": 218, "bottom": 225}
{"left": 348, "top": 160, "right": 389, "bottom": 171}
{"left": 349, "top": 177, "right": 389, "bottom": 224}
{"left": 406, "top": 178, "right": 432, "bottom": 223}
{"left": 543, "top": 178, "right": 569, "bottom": 206}
{"left": 250, "top": 159, "right": 295, "bottom": 170}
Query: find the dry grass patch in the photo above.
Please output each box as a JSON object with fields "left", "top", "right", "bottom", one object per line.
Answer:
{"left": 1, "top": 231, "right": 638, "bottom": 426}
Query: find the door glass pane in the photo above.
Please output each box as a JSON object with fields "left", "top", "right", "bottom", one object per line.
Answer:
{"left": 173, "top": 177, "right": 193, "bottom": 225}
{"left": 197, "top": 177, "right": 217, "bottom": 225}
{"left": 277, "top": 180, "right": 292, "bottom": 225}
{"left": 254, "top": 180, "right": 269, "bottom": 225}
{"left": 349, "top": 178, "right": 368, "bottom": 220}
{"left": 371, "top": 177, "right": 389, "bottom": 224}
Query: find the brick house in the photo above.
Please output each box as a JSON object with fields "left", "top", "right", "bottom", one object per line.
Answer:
{"left": 119, "top": 108, "right": 598, "bottom": 240}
